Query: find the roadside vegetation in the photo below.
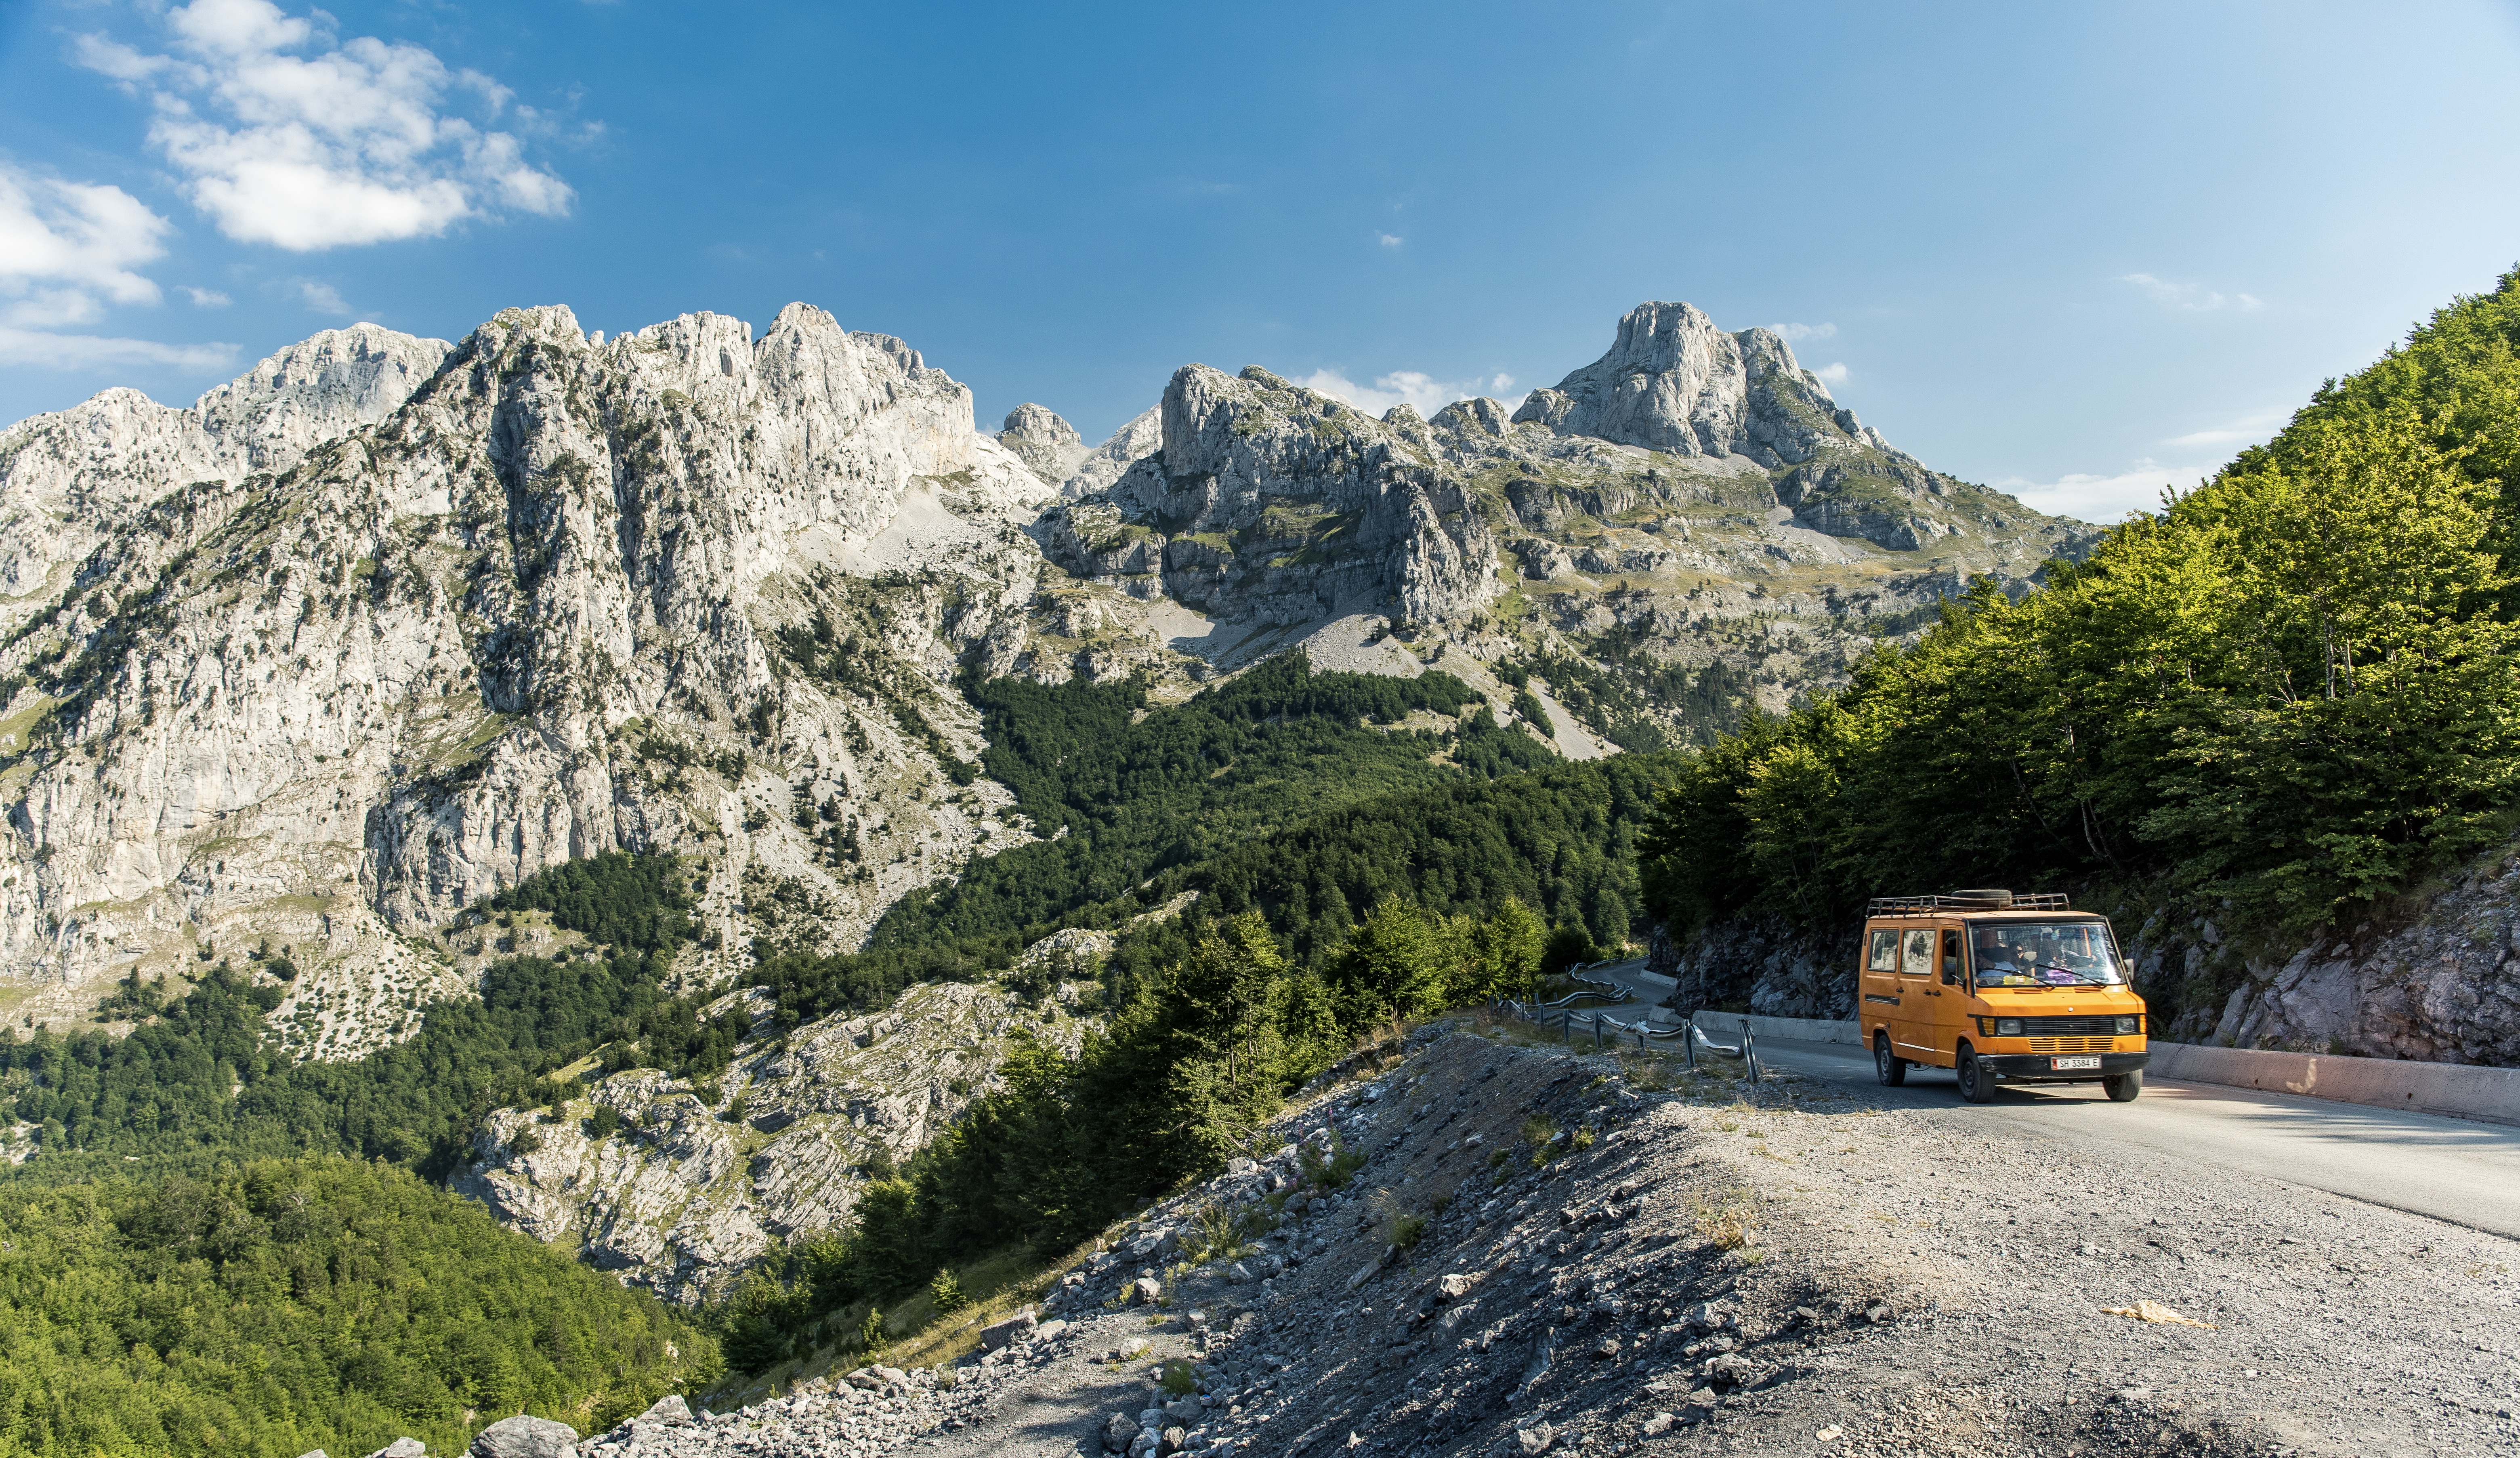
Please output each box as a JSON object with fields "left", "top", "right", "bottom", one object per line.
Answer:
{"left": 1640, "top": 267, "right": 2520, "bottom": 1025}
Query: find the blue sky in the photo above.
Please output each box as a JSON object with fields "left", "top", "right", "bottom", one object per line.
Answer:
{"left": 3, "top": 1, "right": 2517, "bottom": 521}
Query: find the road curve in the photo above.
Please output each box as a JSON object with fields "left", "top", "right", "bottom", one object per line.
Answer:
{"left": 1575, "top": 962, "right": 2520, "bottom": 1240}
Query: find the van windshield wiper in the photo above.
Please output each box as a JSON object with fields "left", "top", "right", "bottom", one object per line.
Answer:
{"left": 2027, "top": 963, "right": 2115, "bottom": 985}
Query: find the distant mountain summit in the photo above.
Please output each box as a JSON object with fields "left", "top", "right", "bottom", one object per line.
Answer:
{"left": 0, "top": 298, "right": 2086, "bottom": 1040}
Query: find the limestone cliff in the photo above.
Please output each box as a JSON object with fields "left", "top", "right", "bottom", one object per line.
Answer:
{"left": 0, "top": 304, "right": 1050, "bottom": 1038}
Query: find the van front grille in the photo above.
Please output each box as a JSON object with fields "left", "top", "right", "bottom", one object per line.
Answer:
{"left": 2026, "top": 1036, "right": 2117, "bottom": 1054}
{"left": 2020, "top": 1015, "right": 2138, "bottom": 1036}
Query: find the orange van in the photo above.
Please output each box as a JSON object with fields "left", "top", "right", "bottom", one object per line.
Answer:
{"left": 1858, "top": 889, "right": 2149, "bottom": 1103}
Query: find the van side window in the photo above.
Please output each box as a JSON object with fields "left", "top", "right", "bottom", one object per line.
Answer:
{"left": 1900, "top": 928, "right": 1934, "bottom": 976}
{"left": 1942, "top": 929, "right": 1963, "bottom": 983}
{"left": 1867, "top": 929, "right": 1899, "bottom": 973}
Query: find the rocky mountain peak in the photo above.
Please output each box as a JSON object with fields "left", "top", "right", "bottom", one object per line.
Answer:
{"left": 999, "top": 402, "right": 1088, "bottom": 486}
{"left": 1513, "top": 299, "right": 1889, "bottom": 468}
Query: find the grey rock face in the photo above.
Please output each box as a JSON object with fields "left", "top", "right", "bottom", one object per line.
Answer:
{"left": 457, "top": 978, "right": 1096, "bottom": 1302}
{"left": 1512, "top": 302, "right": 1879, "bottom": 465}
{"left": 0, "top": 302, "right": 1051, "bottom": 1037}
{"left": 2174, "top": 845, "right": 2520, "bottom": 1065}
{"left": 1061, "top": 407, "right": 1164, "bottom": 498}
{"left": 0, "top": 323, "right": 451, "bottom": 630}
{"left": 1075, "top": 364, "right": 1499, "bottom": 626}
{"left": 999, "top": 402, "right": 1088, "bottom": 487}
{"left": 466, "top": 1415, "right": 576, "bottom": 1458}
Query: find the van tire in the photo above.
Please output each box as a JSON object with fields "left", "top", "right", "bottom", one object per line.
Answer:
{"left": 2104, "top": 1069, "right": 2143, "bottom": 1102}
{"left": 1957, "top": 1045, "right": 1994, "bottom": 1104}
{"left": 1873, "top": 1032, "right": 1907, "bottom": 1087}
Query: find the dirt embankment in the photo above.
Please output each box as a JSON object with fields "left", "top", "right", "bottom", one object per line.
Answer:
{"left": 573, "top": 1017, "right": 2519, "bottom": 1458}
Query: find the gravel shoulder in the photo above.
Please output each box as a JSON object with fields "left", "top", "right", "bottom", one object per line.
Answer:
{"left": 568, "top": 1018, "right": 2520, "bottom": 1458}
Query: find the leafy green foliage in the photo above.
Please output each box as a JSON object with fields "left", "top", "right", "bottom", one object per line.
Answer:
{"left": 1638, "top": 268, "right": 2520, "bottom": 1022}
{"left": 0, "top": 1158, "right": 714, "bottom": 1458}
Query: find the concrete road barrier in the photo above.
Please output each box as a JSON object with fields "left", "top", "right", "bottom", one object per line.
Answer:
{"left": 2146, "top": 1042, "right": 2520, "bottom": 1127}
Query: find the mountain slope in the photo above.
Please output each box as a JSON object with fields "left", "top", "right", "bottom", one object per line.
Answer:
{"left": 0, "top": 296, "right": 2086, "bottom": 1052}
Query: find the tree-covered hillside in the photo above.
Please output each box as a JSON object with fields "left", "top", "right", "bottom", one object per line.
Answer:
{"left": 872, "top": 653, "right": 1557, "bottom": 950}
{"left": 0, "top": 1158, "right": 714, "bottom": 1458}
{"left": 1638, "top": 267, "right": 2520, "bottom": 1026}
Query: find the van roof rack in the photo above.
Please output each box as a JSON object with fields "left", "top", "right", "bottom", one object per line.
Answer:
{"left": 1867, "top": 891, "right": 2072, "bottom": 914}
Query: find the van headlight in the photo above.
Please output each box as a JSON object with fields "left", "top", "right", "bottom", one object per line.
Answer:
{"left": 2116, "top": 1016, "right": 2139, "bottom": 1034}
{"left": 1995, "top": 1018, "right": 2022, "bottom": 1036}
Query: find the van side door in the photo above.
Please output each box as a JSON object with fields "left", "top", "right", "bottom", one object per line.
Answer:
{"left": 1860, "top": 925, "right": 1901, "bottom": 1046}
{"left": 1895, "top": 925, "right": 1937, "bottom": 1063}
{"left": 1919, "top": 925, "right": 1967, "bottom": 1063}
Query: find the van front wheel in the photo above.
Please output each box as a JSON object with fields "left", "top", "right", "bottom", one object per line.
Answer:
{"left": 1957, "top": 1045, "right": 1994, "bottom": 1104}
{"left": 1873, "top": 1032, "right": 1907, "bottom": 1087}
{"left": 2104, "top": 1069, "right": 2143, "bottom": 1103}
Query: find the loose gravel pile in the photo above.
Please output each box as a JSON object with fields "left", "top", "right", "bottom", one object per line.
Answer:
{"left": 375, "top": 1018, "right": 2517, "bottom": 1458}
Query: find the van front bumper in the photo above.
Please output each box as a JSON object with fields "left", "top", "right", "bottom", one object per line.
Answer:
{"left": 1979, "top": 1051, "right": 2150, "bottom": 1084}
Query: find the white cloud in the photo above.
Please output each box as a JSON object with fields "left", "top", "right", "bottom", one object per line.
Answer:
{"left": 296, "top": 279, "right": 350, "bottom": 314}
{"left": 1296, "top": 368, "right": 1525, "bottom": 418}
{"left": 0, "top": 326, "right": 235, "bottom": 372}
{"left": 1994, "top": 458, "right": 2215, "bottom": 524}
{"left": 2161, "top": 407, "right": 2289, "bottom": 450}
{"left": 1375, "top": 231, "right": 1404, "bottom": 248}
{"left": 2119, "top": 273, "right": 2264, "bottom": 313}
{"left": 77, "top": 0, "right": 574, "bottom": 251}
{"left": 182, "top": 286, "right": 231, "bottom": 307}
{"left": 1811, "top": 361, "right": 1849, "bottom": 386}
{"left": 1766, "top": 321, "right": 1835, "bottom": 342}
{"left": 0, "top": 165, "right": 172, "bottom": 327}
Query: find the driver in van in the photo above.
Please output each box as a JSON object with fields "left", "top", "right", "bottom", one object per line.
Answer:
{"left": 1971, "top": 926, "right": 2039, "bottom": 985}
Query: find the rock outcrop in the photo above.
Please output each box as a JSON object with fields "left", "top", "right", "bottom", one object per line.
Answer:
{"left": 456, "top": 978, "right": 1098, "bottom": 1302}
{"left": 998, "top": 403, "right": 1089, "bottom": 487}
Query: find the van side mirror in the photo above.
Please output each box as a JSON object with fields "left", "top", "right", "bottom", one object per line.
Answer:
{"left": 1942, "top": 966, "right": 1961, "bottom": 986}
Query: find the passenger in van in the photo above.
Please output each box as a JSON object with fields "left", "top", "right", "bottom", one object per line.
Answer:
{"left": 1972, "top": 923, "right": 2123, "bottom": 986}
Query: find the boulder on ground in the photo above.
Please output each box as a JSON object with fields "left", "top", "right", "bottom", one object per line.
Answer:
{"left": 467, "top": 1416, "right": 578, "bottom": 1458}
{"left": 1103, "top": 1413, "right": 1141, "bottom": 1453}
{"left": 980, "top": 1307, "right": 1039, "bottom": 1351}
{"left": 368, "top": 1442, "right": 426, "bottom": 1458}
{"left": 635, "top": 1394, "right": 694, "bottom": 1425}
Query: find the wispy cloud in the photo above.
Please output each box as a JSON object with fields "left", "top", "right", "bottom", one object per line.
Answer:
{"left": 1811, "top": 361, "right": 1849, "bottom": 386}
{"left": 1766, "top": 321, "right": 1835, "bottom": 342}
{"left": 2161, "top": 407, "right": 2289, "bottom": 450}
{"left": 1296, "top": 368, "right": 1522, "bottom": 418}
{"left": 2119, "top": 273, "right": 2263, "bottom": 312}
{"left": 75, "top": 0, "right": 574, "bottom": 251}
{"left": 1995, "top": 458, "right": 2213, "bottom": 524}
{"left": 1375, "top": 231, "right": 1403, "bottom": 248}
{"left": 182, "top": 286, "right": 231, "bottom": 307}
{"left": 0, "top": 326, "right": 235, "bottom": 372}
{"left": 296, "top": 279, "right": 350, "bottom": 315}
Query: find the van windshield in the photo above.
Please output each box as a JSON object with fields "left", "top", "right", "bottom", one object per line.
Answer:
{"left": 1970, "top": 921, "right": 2121, "bottom": 987}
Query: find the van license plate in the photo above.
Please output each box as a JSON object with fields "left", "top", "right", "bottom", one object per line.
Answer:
{"left": 2050, "top": 1055, "right": 2101, "bottom": 1071}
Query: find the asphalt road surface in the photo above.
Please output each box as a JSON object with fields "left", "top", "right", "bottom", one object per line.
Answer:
{"left": 1578, "top": 962, "right": 2520, "bottom": 1242}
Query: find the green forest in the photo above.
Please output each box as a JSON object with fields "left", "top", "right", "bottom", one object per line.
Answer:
{"left": 1639, "top": 267, "right": 2520, "bottom": 1027}
{"left": 0, "top": 1158, "right": 713, "bottom": 1458}
{"left": 872, "top": 652, "right": 1558, "bottom": 950}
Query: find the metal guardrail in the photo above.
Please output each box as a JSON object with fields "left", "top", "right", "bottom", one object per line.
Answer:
{"left": 1491, "top": 993, "right": 1762, "bottom": 1080}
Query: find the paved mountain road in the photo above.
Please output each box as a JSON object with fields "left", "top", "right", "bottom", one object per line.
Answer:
{"left": 1575, "top": 961, "right": 2520, "bottom": 1240}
